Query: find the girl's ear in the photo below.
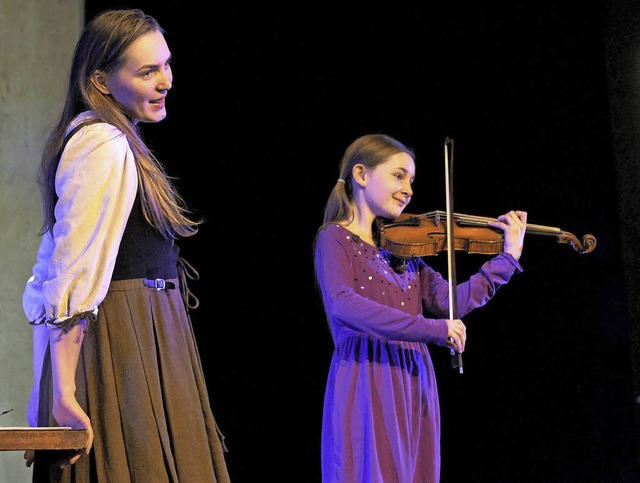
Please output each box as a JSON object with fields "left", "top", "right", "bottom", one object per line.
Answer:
{"left": 352, "top": 164, "right": 367, "bottom": 187}
{"left": 90, "top": 70, "right": 111, "bottom": 95}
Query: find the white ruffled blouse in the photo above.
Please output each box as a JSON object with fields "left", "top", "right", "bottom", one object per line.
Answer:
{"left": 22, "top": 111, "right": 138, "bottom": 328}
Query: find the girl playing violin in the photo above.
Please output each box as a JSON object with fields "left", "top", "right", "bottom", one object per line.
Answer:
{"left": 313, "top": 133, "right": 526, "bottom": 482}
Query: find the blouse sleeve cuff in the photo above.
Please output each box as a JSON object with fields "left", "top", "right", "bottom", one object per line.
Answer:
{"left": 43, "top": 308, "right": 98, "bottom": 333}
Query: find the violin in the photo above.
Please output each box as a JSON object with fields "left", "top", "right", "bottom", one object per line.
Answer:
{"left": 376, "top": 210, "right": 597, "bottom": 259}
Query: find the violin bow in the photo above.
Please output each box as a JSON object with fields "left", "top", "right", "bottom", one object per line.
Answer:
{"left": 444, "top": 138, "right": 463, "bottom": 374}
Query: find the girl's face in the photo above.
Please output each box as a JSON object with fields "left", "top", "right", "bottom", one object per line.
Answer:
{"left": 362, "top": 152, "right": 415, "bottom": 220}
{"left": 102, "top": 30, "right": 173, "bottom": 124}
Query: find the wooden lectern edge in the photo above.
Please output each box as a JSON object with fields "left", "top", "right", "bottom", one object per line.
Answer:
{"left": 0, "top": 428, "right": 89, "bottom": 451}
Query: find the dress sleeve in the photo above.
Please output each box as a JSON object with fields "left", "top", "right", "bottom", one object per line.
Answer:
{"left": 314, "top": 227, "right": 449, "bottom": 344}
{"left": 23, "top": 123, "right": 138, "bottom": 330}
{"left": 419, "top": 252, "right": 523, "bottom": 318}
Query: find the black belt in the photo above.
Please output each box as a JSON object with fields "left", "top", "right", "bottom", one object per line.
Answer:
{"left": 143, "top": 278, "right": 176, "bottom": 291}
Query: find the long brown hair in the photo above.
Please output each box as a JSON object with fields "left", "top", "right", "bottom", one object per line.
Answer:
{"left": 38, "top": 8, "right": 200, "bottom": 239}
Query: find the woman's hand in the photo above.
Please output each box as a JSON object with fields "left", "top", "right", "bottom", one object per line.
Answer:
{"left": 488, "top": 210, "right": 527, "bottom": 261}
{"left": 52, "top": 395, "right": 94, "bottom": 465}
{"left": 23, "top": 394, "right": 93, "bottom": 468}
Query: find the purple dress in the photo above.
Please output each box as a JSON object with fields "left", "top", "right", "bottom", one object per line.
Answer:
{"left": 314, "top": 224, "right": 522, "bottom": 482}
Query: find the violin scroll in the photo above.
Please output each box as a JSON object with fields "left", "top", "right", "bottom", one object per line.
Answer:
{"left": 558, "top": 232, "right": 597, "bottom": 255}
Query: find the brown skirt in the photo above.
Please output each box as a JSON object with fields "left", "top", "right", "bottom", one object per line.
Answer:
{"left": 33, "top": 278, "right": 230, "bottom": 483}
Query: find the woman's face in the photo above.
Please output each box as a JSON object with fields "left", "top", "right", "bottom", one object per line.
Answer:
{"left": 104, "top": 30, "right": 173, "bottom": 124}
{"left": 363, "top": 152, "right": 415, "bottom": 220}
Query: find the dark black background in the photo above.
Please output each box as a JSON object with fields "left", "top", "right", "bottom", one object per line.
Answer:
{"left": 86, "top": 1, "right": 640, "bottom": 481}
